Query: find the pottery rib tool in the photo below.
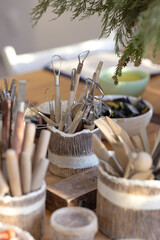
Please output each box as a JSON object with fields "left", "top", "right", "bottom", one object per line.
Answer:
{"left": 6, "top": 149, "right": 22, "bottom": 197}
{"left": 92, "top": 134, "right": 123, "bottom": 176}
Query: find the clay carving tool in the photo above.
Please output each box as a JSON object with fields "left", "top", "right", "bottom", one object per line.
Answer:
{"left": 51, "top": 55, "right": 61, "bottom": 124}
{"left": 95, "top": 61, "right": 103, "bottom": 83}
{"left": 32, "top": 129, "right": 51, "bottom": 171}
{"left": 139, "top": 126, "right": 151, "bottom": 154}
{"left": 0, "top": 169, "right": 9, "bottom": 196}
{"left": 20, "top": 151, "right": 32, "bottom": 194}
{"left": 6, "top": 149, "right": 22, "bottom": 196}
{"left": 11, "top": 80, "right": 26, "bottom": 160}
{"left": 31, "top": 157, "right": 49, "bottom": 191}
{"left": 92, "top": 134, "right": 123, "bottom": 176}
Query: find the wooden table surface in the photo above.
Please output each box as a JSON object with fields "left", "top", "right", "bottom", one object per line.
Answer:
{"left": 4, "top": 69, "right": 160, "bottom": 240}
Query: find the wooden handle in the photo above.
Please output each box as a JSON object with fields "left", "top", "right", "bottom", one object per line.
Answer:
{"left": 55, "top": 85, "right": 61, "bottom": 123}
{"left": 20, "top": 151, "right": 32, "bottom": 194}
{"left": 67, "top": 90, "right": 75, "bottom": 110}
{"left": 6, "top": 149, "right": 22, "bottom": 196}
{"left": 74, "top": 72, "right": 80, "bottom": 100}
{"left": 22, "top": 123, "right": 36, "bottom": 156}
{"left": 68, "top": 110, "right": 83, "bottom": 134}
{"left": 33, "top": 129, "right": 51, "bottom": 170}
{"left": 31, "top": 158, "right": 49, "bottom": 191}
{"left": 11, "top": 112, "right": 25, "bottom": 160}
{"left": 0, "top": 169, "right": 9, "bottom": 196}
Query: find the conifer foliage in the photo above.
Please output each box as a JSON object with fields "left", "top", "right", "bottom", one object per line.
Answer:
{"left": 31, "top": 0, "right": 160, "bottom": 83}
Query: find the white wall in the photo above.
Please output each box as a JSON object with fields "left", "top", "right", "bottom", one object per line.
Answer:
{"left": 0, "top": 0, "right": 103, "bottom": 54}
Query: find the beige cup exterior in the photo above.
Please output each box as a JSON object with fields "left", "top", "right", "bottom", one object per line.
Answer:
{"left": 48, "top": 127, "right": 100, "bottom": 177}
{"left": 97, "top": 165, "right": 160, "bottom": 239}
{"left": 0, "top": 181, "right": 46, "bottom": 240}
{"left": 50, "top": 206, "right": 98, "bottom": 240}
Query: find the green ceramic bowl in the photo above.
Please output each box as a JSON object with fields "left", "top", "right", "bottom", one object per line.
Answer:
{"left": 99, "top": 67, "right": 150, "bottom": 96}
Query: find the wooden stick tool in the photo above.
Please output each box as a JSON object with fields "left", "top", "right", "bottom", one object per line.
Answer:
{"left": 51, "top": 55, "right": 62, "bottom": 124}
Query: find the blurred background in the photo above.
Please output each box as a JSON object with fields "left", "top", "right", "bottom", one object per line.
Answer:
{"left": 0, "top": 0, "right": 103, "bottom": 77}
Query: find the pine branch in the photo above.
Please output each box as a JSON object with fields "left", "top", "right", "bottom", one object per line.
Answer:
{"left": 31, "top": 0, "right": 160, "bottom": 82}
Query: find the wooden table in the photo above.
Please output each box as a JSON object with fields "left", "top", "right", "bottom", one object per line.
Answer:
{"left": 3, "top": 70, "right": 160, "bottom": 239}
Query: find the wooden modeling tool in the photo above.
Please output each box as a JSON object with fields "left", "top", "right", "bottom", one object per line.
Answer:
{"left": 94, "top": 118, "right": 129, "bottom": 172}
{"left": 32, "top": 129, "right": 51, "bottom": 170}
{"left": 139, "top": 126, "right": 151, "bottom": 154}
{"left": 92, "top": 134, "right": 123, "bottom": 176}
{"left": 6, "top": 149, "right": 22, "bottom": 196}
{"left": 31, "top": 157, "right": 49, "bottom": 191}
{"left": 95, "top": 61, "right": 103, "bottom": 83}
{"left": 20, "top": 151, "right": 32, "bottom": 194}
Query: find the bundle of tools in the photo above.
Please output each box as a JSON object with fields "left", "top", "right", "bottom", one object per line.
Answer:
{"left": 93, "top": 116, "right": 160, "bottom": 180}
{"left": 26, "top": 51, "right": 108, "bottom": 134}
{"left": 0, "top": 79, "right": 51, "bottom": 197}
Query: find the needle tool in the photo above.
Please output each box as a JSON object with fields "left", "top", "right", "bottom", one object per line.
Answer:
{"left": 51, "top": 55, "right": 62, "bottom": 124}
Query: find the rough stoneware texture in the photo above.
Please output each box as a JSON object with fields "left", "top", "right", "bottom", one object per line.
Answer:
{"left": 48, "top": 162, "right": 91, "bottom": 178}
{"left": 48, "top": 127, "right": 101, "bottom": 177}
{"left": 96, "top": 167, "right": 160, "bottom": 239}
{"left": 0, "top": 182, "right": 46, "bottom": 240}
{"left": 49, "top": 128, "right": 100, "bottom": 156}
{"left": 53, "top": 232, "right": 95, "bottom": 240}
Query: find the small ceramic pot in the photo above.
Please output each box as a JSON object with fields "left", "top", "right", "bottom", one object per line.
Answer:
{"left": 50, "top": 206, "right": 98, "bottom": 240}
{"left": 0, "top": 181, "right": 46, "bottom": 240}
{"left": 48, "top": 126, "right": 100, "bottom": 177}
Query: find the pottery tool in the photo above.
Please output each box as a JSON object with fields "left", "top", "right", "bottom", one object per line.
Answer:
{"left": 32, "top": 129, "right": 51, "bottom": 171}
{"left": 45, "top": 87, "right": 55, "bottom": 121}
{"left": 139, "top": 126, "right": 151, "bottom": 154}
{"left": 3, "top": 78, "right": 8, "bottom": 93}
{"left": 123, "top": 152, "right": 137, "bottom": 178}
{"left": 67, "top": 68, "right": 76, "bottom": 111}
{"left": 105, "top": 116, "right": 135, "bottom": 151}
{"left": 95, "top": 61, "right": 103, "bottom": 83}
{"left": 22, "top": 122, "right": 36, "bottom": 157}
{"left": 99, "top": 159, "right": 120, "bottom": 177}
{"left": 11, "top": 80, "right": 26, "bottom": 159}
{"left": 51, "top": 55, "right": 61, "bottom": 124}
{"left": 94, "top": 117, "right": 129, "bottom": 172}
{"left": 68, "top": 104, "right": 84, "bottom": 134}
{"left": 6, "top": 149, "right": 22, "bottom": 196}
{"left": 92, "top": 134, "right": 123, "bottom": 176}
{"left": 31, "top": 157, "right": 49, "bottom": 191}
{"left": 129, "top": 170, "right": 152, "bottom": 180}
{"left": 20, "top": 151, "right": 32, "bottom": 194}
{"left": 0, "top": 169, "right": 9, "bottom": 196}
{"left": 2, "top": 99, "right": 12, "bottom": 152}
{"left": 131, "top": 135, "right": 144, "bottom": 151}
{"left": 26, "top": 101, "right": 55, "bottom": 126}
{"left": 133, "top": 152, "right": 153, "bottom": 172}
{"left": 74, "top": 50, "right": 90, "bottom": 99}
